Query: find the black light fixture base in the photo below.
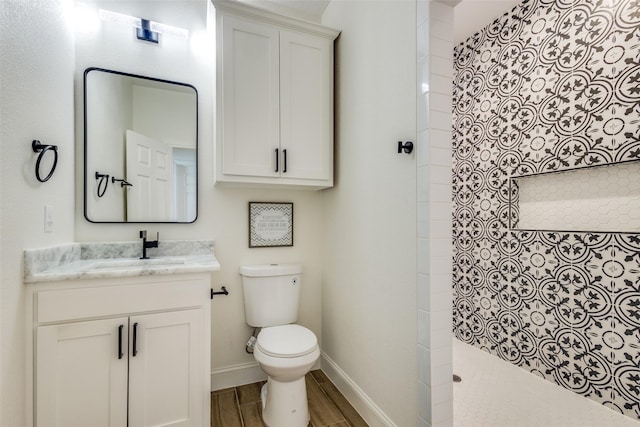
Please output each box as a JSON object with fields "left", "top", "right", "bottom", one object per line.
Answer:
{"left": 136, "top": 19, "right": 159, "bottom": 43}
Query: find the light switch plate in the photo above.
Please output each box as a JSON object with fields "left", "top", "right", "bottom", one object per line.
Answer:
{"left": 44, "top": 204, "right": 53, "bottom": 233}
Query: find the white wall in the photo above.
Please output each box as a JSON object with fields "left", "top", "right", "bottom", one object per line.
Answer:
{"left": 321, "top": 1, "right": 418, "bottom": 425}
{"left": 73, "top": 0, "right": 324, "bottom": 390}
{"left": 0, "top": 1, "right": 76, "bottom": 426}
{"left": 133, "top": 85, "right": 196, "bottom": 148}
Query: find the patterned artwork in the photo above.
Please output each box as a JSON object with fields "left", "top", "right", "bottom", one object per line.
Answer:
{"left": 453, "top": 0, "right": 640, "bottom": 420}
{"left": 248, "top": 202, "right": 294, "bottom": 247}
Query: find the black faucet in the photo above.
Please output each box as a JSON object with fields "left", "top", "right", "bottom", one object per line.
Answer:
{"left": 139, "top": 230, "right": 159, "bottom": 259}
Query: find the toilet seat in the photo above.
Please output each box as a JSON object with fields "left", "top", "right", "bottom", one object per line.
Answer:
{"left": 257, "top": 325, "right": 318, "bottom": 358}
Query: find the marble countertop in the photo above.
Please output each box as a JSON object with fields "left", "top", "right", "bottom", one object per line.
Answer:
{"left": 24, "top": 240, "right": 220, "bottom": 283}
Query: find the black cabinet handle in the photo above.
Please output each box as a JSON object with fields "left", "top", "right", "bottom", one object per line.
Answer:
{"left": 118, "top": 325, "right": 124, "bottom": 359}
{"left": 283, "top": 149, "right": 287, "bottom": 173}
{"left": 132, "top": 322, "right": 138, "bottom": 357}
{"left": 275, "top": 149, "right": 279, "bottom": 172}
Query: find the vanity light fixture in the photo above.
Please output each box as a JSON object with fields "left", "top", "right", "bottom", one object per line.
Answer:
{"left": 98, "top": 9, "right": 189, "bottom": 44}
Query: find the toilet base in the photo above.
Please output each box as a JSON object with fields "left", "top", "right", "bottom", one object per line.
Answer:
{"left": 261, "top": 376, "right": 310, "bottom": 427}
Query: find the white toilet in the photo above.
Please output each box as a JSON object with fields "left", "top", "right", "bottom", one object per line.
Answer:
{"left": 240, "top": 264, "right": 319, "bottom": 427}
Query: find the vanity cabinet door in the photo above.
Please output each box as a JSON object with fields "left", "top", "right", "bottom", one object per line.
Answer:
{"left": 128, "top": 309, "right": 204, "bottom": 427}
{"left": 36, "top": 317, "right": 128, "bottom": 427}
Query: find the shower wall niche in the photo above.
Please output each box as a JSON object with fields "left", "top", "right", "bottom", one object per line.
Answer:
{"left": 452, "top": 0, "right": 640, "bottom": 420}
{"left": 513, "top": 161, "right": 640, "bottom": 233}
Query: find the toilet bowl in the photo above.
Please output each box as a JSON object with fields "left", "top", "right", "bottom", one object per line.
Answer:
{"left": 253, "top": 324, "right": 320, "bottom": 427}
{"left": 239, "top": 264, "right": 319, "bottom": 427}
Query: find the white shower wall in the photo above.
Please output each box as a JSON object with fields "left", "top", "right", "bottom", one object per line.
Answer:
{"left": 417, "top": 1, "right": 454, "bottom": 426}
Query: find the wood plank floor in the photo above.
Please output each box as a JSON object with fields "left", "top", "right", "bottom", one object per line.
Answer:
{"left": 211, "top": 370, "right": 369, "bottom": 427}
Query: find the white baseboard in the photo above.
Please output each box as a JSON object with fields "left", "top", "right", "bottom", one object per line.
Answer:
{"left": 320, "top": 352, "right": 396, "bottom": 427}
{"left": 210, "top": 361, "right": 267, "bottom": 391}
{"left": 210, "top": 359, "right": 322, "bottom": 392}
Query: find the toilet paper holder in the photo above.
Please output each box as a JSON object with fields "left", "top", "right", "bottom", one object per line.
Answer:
{"left": 211, "top": 286, "right": 229, "bottom": 299}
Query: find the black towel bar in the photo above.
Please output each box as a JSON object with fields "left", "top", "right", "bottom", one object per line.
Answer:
{"left": 111, "top": 177, "right": 133, "bottom": 188}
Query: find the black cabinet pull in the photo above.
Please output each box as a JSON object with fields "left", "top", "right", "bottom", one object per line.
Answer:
{"left": 132, "top": 322, "right": 138, "bottom": 357}
{"left": 283, "top": 149, "right": 287, "bottom": 173}
{"left": 275, "top": 148, "right": 279, "bottom": 172}
{"left": 118, "top": 325, "right": 124, "bottom": 359}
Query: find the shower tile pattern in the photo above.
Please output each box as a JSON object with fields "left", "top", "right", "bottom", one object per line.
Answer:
{"left": 453, "top": 0, "right": 640, "bottom": 421}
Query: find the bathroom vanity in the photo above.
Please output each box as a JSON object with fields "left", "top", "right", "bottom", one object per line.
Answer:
{"left": 24, "top": 241, "right": 220, "bottom": 427}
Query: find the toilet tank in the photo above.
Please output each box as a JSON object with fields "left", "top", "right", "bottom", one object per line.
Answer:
{"left": 240, "top": 264, "right": 302, "bottom": 328}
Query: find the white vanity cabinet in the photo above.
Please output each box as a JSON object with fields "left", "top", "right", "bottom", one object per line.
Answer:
{"left": 214, "top": 0, "right": 340, "bottom": 189}
{"left": 30, "top": 274, "right": 210, "bottom": 427}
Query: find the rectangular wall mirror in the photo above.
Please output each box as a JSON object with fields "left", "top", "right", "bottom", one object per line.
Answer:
{"left": 84, "top": 67, "right": 198, "bottom": 223}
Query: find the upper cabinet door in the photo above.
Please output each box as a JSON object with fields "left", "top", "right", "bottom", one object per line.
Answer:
{"left": 280, "top": 31, "right": 333, "bottom": 182}
{"left": 221, "top": 15, "right": 280, "bottom": 178}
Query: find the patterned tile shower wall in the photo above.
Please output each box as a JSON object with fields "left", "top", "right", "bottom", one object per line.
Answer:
{"left": 452, "top": 0, "right": 640, "bottom": 420}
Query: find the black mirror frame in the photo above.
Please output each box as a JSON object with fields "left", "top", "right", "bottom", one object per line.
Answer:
{"left": 83, "top": 67, "right": 198, "bottom": 224}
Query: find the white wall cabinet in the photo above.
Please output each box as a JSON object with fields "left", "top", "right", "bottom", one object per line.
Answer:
{"left": 214, "top": 0, "right": 340, "bottom": 189}
{"left": 30, "top": 274, "right": 210, "bottom": 427}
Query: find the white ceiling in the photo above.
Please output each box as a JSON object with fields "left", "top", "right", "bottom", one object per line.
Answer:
{"left": 453, "top": 0, "right": 522, "bottom": 44}
{"left": 241, "top": 0, "right": 330, "bottom": 22}
{"left": 273, "top": 0, "right": 331, "bottom": 17}
{"left": 262, "top": 0, "right": 523, "bottom": 45}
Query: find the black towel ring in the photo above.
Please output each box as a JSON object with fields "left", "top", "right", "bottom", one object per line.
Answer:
{"left": 32, "top": 140, "right": 58, "bottom": 183}
{"left": 95, "top": 172, "right": 109, "bottom": 198}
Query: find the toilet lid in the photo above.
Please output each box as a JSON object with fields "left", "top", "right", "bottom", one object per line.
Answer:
{"left": 257, "top": 325, "right": 318, "bottom": 358}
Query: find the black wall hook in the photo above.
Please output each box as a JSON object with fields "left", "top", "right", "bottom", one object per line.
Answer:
{"left": 111, "top": 177, "right": 133, "bottom": 188}
{"left": 398, "top": 141, "right": 414, "bottom": 154}
{"left": 32, "top": 140, "right": 58, "bottom": 182}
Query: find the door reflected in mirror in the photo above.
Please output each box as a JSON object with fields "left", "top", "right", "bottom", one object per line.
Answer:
{"left": 84, "top": 68, "right": 198, "bottom": 223}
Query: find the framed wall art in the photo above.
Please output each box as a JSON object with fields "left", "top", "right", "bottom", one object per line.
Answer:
{"left": 248, "top": 202, "right": 294, "bottom": 248}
